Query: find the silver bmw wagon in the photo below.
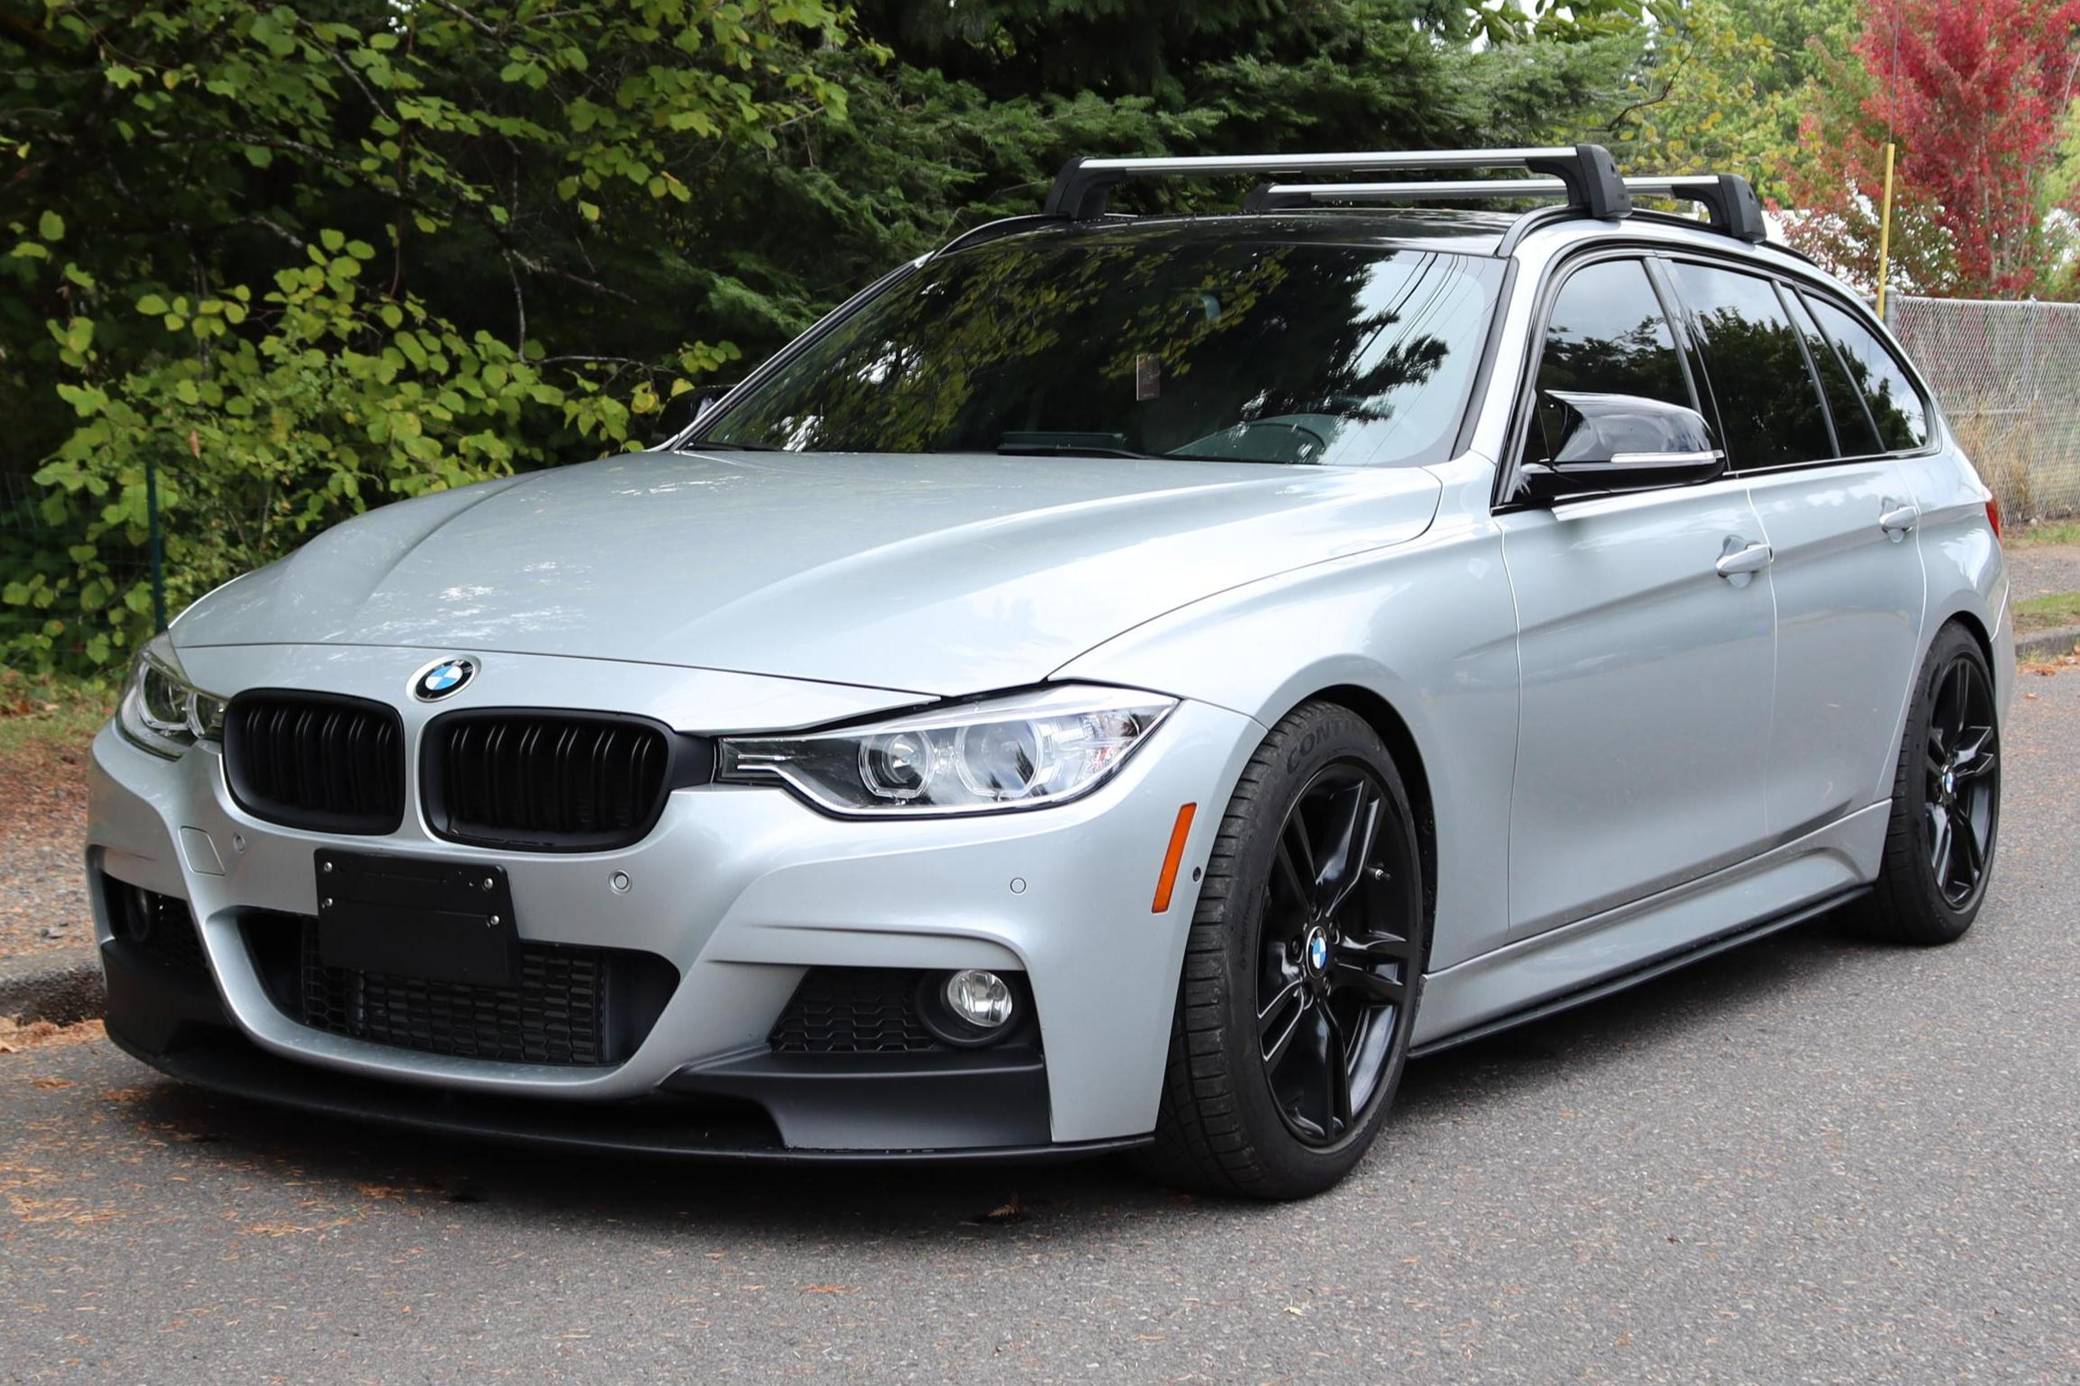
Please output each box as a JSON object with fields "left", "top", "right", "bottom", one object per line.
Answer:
{"left": 89, "top": 146, "right": 2011, "bottom": 1198}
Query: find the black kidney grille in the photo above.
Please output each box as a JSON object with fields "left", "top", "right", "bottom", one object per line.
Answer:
{"left": 224, "top": 693, "right": 404, "bottom": 835}
{"left": 771, "top": 969, "right": 938, "bottom": 1054}
{"left": 427, "top": 713, "right": 675, "bottom": 851}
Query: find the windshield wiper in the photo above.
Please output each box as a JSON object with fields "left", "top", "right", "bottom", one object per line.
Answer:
{"left": 996, "top": 443, "right": 1152, "bottom": 459}
{"left": 995, "top": 443, "right": 1266, "bottom": 465}
{"left": 679, "top": 438, "right": 785, "bottom": 452}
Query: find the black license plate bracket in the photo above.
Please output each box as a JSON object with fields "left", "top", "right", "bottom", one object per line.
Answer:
{"left": 315, "top": 849, "right": 519, "bottom": 988}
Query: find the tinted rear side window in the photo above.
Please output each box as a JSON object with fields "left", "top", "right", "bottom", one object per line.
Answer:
{"left": 1523, "top": 259, "right": 1693, "bottom": 467}
{"left": 1782, "top": 290, "right": 1885, "bottom": 457}
{"left": 1669, "top": 262, "right": 1832, "bottom": 470}
{"left": 1806, "top": 297, "right": 1931, "bottom": 452}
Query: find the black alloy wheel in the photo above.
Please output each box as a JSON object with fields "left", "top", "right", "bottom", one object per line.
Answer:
{"left": 1921, "top": 653, "right": 1998, "bottom": 909}
{"left": 1138, "top": 701, "right": 1429, "bottom": 1199}
{"left": 1858, "top": 622, "right": 2001, "bottom": 945}
{"left": 1255, "top": 763, "right": 1417, "bottom": 1146}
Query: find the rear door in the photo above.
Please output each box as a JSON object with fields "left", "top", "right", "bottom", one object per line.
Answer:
{"left": 1664, "top": 259, "right": 1929, "bottom": 837}
{"left": 1498, "top": 255, "right": 1777, "bottom": 937}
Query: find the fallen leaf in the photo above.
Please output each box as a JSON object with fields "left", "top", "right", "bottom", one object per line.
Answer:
{"left": 801, "top": 1284, "right": 856, "bottom": 1296}
{"left": 0, "top": 1019, "right": 105, "bottom": 1052}
{"left": 973, "top": 1193, "right": 1026, "bottom": 1224}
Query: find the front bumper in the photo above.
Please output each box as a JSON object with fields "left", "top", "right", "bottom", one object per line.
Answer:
{"left": 88, "top": 643, "right": 1261, "bottom": 1155}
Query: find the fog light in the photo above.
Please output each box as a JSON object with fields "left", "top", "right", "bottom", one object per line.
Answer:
{"left": 944, "top": 969, "right": 1014, "bottom": 1030}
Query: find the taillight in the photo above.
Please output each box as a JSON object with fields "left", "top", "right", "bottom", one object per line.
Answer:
{"left": 1986, "top": 497, "right": 2002, "bottom": 540}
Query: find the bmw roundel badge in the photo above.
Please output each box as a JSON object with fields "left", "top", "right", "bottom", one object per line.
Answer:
{"left": 412, "top": 657, "right": 477, "bottom": 702}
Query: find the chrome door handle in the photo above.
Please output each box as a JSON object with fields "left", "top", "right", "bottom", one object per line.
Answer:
{"left": 1879, "top": 499, "right": 1921, "bottom": 539}
{"left": 1715, "top": 537, "right": 1773, "bottom": 586}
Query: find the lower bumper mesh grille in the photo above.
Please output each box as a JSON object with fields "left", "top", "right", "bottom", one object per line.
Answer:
{"left": 770, "top": 968, "right": 938, "bottom": 1054}
{"left": 105, "top": 879, "right": 210, "bottom": 984}
{"left": 241, "top": 917, "right": 677, "bottom": 1067}
{"left": 299, "top": 926, "right": 610, "bottom": 1064}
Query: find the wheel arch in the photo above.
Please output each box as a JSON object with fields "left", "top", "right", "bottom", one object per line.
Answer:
{"left": 1279, "top": 683, "right": 1439, "bottom": 938}
{"left": 1942, "top": 606, "right": 1995, "bottom": 672}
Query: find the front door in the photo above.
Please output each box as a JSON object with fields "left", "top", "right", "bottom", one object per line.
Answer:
{"left": 1499, "top": 256, "right": 1777, "bottom": 936}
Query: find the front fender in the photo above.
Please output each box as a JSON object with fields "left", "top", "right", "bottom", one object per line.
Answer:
{"left": 1054, "top": 505, "right": 1520, "bottom": 969}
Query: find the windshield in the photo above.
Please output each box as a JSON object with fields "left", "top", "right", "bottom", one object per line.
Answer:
{"left": 694, "top": 232, "right": 1503, "bottom": 467}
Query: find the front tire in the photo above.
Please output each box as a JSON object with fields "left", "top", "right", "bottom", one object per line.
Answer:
{"left": 1855, "top": 622, "right": 2001, "bottom": 945}
{"left": 1136, "top": 702, "right": 1428, "bottom": 1200}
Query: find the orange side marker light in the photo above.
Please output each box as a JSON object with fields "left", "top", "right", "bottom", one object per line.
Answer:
{"left": 1151, "top": 803, "right": 1198, "bottom": 914}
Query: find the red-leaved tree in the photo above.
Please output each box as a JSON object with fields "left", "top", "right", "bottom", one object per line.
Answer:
{"left": 1783, "top": 0, "right": 2080, "bottom": 297}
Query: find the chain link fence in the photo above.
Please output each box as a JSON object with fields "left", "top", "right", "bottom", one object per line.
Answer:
{"left": 1889, "top": 294, "right": 2080, "bottom": 522}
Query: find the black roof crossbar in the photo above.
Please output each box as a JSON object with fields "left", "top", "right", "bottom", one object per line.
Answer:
{"left": 1043, "top": 145, "right": 1631, "bottom": 223}
{"left": 1246, "top": 171, "right": 1769, "bottom": 243}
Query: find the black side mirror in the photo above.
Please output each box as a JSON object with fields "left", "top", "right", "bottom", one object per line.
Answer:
{"left": 1519, "top": 391, "right": 1725, "bottom": 504}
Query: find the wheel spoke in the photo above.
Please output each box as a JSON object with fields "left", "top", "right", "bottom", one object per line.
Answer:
{"left": 1954, "top": 807, "right": 1984, "bottom": 878}
{"left": 1317, "top": 784, "right": 1382, "bottom": 919}
{"left": 1927, "top": 803, "right": 1951, "bottom": 880}
{"left": 1258, "top": 980, "right": 1307, "bottom": 1068}
{"left": 1953, "top": 726, "right": 1997, "bottom": 781}
{"left": 1336, "top": 931, "right": 1411, "bottom": 964}
{"left": 1330, "top": 960, "right": 1404, "bottom": 1007}
{"left": 1272, "top": 836, "right": 1312, "bottom": 912}
{"left": 1279, "top": 815, "right": 1317, "bottom": 910}
{"left": 1312, "top": 1005, "right": 1352, "bottom": 1138}
{"left": 1943, "top": 661, "right": 1971, "bottom": 741}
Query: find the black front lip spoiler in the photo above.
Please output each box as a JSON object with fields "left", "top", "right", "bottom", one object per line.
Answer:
{"left": 107, "top": 1025, "right": 1148, "bottom": 1164}
{"left": 100, "top": 929, "right": 1147, "bottom": 1165}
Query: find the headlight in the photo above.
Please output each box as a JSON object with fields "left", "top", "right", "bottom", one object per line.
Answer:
{"left": 117, "top": 633, "right": 226, "bottom": 759}
{"left": 718, "top": 685, "right": 1177, "bottom": 816}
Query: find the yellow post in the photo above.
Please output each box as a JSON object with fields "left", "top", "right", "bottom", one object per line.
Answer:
{"left": 1876, "top": 142, "right": 1897, "bottom": 320}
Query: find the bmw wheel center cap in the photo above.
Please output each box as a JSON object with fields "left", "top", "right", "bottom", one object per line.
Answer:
{"left": 413, "top": 657, "right": 477, "bottom": 702}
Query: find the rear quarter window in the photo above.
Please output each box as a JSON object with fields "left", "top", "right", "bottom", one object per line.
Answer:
{"left": 1805, "top": 296, "right": 1930, "bottom": 452}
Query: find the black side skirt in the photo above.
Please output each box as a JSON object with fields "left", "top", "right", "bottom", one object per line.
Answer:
{"left": 1409, "top": 886, "right": 1869, "bottom": 1060}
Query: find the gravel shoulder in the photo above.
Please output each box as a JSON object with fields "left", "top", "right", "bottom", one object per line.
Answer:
{"left": 2004, "top": 536, "right": 2080, "bottom": 602}
{"left": 0, "top": 734, "right": 96, "bottom": 965}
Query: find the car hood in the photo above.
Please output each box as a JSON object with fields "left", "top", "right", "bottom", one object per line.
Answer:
{"left": 173, "top": 450, "right": 1441, "bottom": 696}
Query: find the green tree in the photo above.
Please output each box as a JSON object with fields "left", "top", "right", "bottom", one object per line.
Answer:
{"left": 2, "top": 0, "right": 1665, "bottom": 673}
{"left": 1, "top": 0, "right": 861, "bottom": 668}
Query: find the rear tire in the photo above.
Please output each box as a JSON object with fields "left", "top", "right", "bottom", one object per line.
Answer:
{"left": 1853, "top": 623, "right": 2000, "bottom": 945}
{"left": 1134, "top": 701, "right": 1428, "bottom": 1200}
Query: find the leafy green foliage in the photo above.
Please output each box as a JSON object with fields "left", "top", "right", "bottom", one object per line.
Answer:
{"left": 1, "top": 0, "right": 845, "bottom": 669}
{"left": 3, "top": 0, "right": 1827, "bottom": 673}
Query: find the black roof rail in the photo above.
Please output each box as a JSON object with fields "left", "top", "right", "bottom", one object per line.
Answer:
{"left": 1249, "top": 171, "right": 1769, "bottom": 244}
{"left": 1044, "top": 145, "right": 1631, "bottom": 223}
{"left": 930, "top": 213, "right": 1086, "bottom": 259}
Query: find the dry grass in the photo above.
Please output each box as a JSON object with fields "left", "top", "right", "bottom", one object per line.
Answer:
{"left": 2016, "top": 592, "right": 2080, "bottom": 633}
{"left": 1952, "top": 409, "right": 2040, "bottom": 522}
{"left": 2011, "top": 520, "right": 2080, "bottom": 548}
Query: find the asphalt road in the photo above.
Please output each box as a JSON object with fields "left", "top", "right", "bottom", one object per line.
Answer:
{"left": 5, "top": 674, "right": 2078, "bottom": 1384}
